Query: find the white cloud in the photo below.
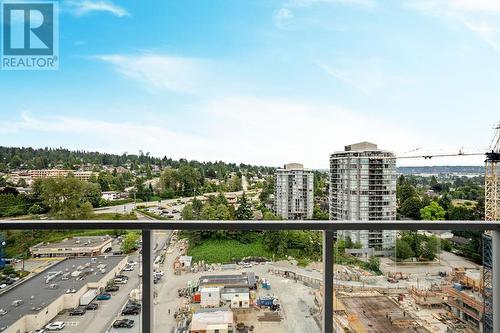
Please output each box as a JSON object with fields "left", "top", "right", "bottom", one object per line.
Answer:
{"left": 274, "top": 8, "right": 295, "bottom": 30}
{"left": 66, "top": 0, "right": 129, "bottom": 17}
{"left": 409, "top": 0, "right": 500, "bottom": 15}
{"left": 461, "top": 20, "right": 500, "bottom": 53}
{"left": 274, "top": 0, "right": 376, "bottom": 29}
{"left": 92, "top": 54, "right": 204, "bottom": 94}
{"left": 318, "top": 61, "right": 407, "bottom": 96}
{"left": 1, "top": 97, "right": 438, "bottom": 168}
{"left": 407, "top": 0, "right": 500, "bottom": 54}
{"left": 286, "top": 0, "right": 376, "bottom": 9}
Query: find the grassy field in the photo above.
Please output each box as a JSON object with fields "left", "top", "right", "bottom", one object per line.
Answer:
{"left": 187, "top": 238, "right": 273, "bottom": 264}
{"left": 90, "top": 212, "right": 137, "bottom": 220}
{"left": 452, "top": 199, "right": 477, "bottom": 208}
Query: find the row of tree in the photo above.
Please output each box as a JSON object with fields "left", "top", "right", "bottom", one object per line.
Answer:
{"left": 0, "top": 146, "right": 274, "bottom": 178}
{"left": 397, "top": 175, "right": 484, "bottom": 221}
{"left": 159, "top": 167, "right": 242, "bottom": 199}
{"left": 0, "top": 175, "right": 101, "bottom": 219}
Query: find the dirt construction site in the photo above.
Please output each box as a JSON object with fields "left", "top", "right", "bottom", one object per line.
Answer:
{"left": 156, "top": 234, "right": 483, "bottom": 333}
{"left": 337, "top": 293, "right": 429, "bottom": 332}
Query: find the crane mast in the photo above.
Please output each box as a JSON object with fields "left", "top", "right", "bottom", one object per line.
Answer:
{"left": 485, "top": 124, "right": 500, "bottom": 221}
{"left": 483, "top": 123, "right": 499, "bottom": 333}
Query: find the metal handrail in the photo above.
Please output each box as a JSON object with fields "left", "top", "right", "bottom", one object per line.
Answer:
{"left": 1, "top": 220, "right": 499, "bottom": 230}
{"left": 0, "top": 220, "right": 499, "bottom": 333}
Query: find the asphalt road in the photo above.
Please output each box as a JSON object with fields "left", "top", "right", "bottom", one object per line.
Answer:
{"left": 93, "top": 189, "right": 258, "bottom": 216}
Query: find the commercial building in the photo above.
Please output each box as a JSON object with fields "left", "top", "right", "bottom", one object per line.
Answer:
{"left": 199, "top": 272, "right": 257, "bottom": 290}
{"left": 200, "top": 287, "right": 221, "bottom": 308}
{"left": 30, "top": 236, "right": 113, "bottom": 258}
{"left": 274, "top": 163, "right": 314, "bottom": 220}
{"left": 101, "top": 191, "right": 124, "bottom": 201}
{"left": 29, "top": 169, "right": 93, "bottom": 181}
{"left": 190, "top": 308, "right": 234, "bottom": 333}
{"left": 329, "top": 142, "right": 397, "bottom": 251}
{"left": 0, "top": 256, "right": 127, "bottom": 333}
{"left": 221, "top": 287, "right": 250, "bottom": 308}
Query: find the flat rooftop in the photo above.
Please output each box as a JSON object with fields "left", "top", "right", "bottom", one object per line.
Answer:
{"left": 199, "top": 272, "right": 256, "bottom": 287}
{"left": 0, "top": 256, "right": 123, "bottom": 329}
{"left": 31, "top": 236, "right": 112, "bottom": 250}
{"left": 191, "top": 308, "right": 233, "bottom": 330}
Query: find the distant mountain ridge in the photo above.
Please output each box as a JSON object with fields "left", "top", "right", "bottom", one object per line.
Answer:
{"left": 397, "top": 165, "right": 484, "bottom": 175}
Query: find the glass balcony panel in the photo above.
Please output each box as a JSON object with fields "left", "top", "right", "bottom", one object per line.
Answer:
{"left": 152, "top": 229, "right": 323, "bottom": 333}
{"left": 0, "top": 229, "right": 143, "bottom": 333}
{"left": 333, "top": 229, "right": 487, "bottom": 333}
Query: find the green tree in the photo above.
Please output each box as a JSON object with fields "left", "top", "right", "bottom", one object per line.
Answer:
{"left": 448, "top": 206, "right": 475, "bottom": 220}
{"left": 397, "top": 179, "right": 417, "bottom": 206}
{"left": 313, "top": 205, "right": 328, "bottom": 220}
{"left": 364, "top": 257, "right": 381, "bottom": 274}
{"left": 420, "top": 202, "right": 446, "bottom": 220}
{"left": 121, "top": 232, "right": 140, "bottom": 253}
{"left": 263, "top": 211, "right": 281, "bottom": 220}
{"left": 236, "top": 194, "right": 253, "bottom": 220}
{"left": 28, "top": 203, "right": 44, "bottom": 215}
{"left": 395, "top": 239, "right": 414, "bottom": 260}
{"left": 400, "top": 197, "right": 423, "bottom": 220}
{"left": 181, "top": 204, "right": 194, "bottom": 220}
{"left": 38, "top": 176, "right": 96, "bottom": 219}
{"left": 419, "top": 236, "right": 439, "bottom": 261}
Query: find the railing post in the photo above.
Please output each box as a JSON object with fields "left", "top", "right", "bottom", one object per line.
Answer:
{"left": 493, "top": 230, "right": 500, "bottom": 333}
{"left": 142, "top": 229, "right": 153, "bottom": 333}
{"left": 323, "top": 230, "right": 334, "bottom": 333}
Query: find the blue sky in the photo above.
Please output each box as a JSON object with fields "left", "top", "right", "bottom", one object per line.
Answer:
{"left": 1, "top": 0, "right": 500, "bottom": 168}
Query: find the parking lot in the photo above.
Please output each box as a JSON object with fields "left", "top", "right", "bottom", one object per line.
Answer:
{"left": 41, "top": 231, "right": 172, "bottom": 333}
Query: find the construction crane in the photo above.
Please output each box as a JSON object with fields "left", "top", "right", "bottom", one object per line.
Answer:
{"left": 397, "top": 149, "right": 484, "bottom": 160}
{"left": 485, "top": 123, "right": 500, "bottom": 221}
{"left": 395, "top": 123, "right": 500, "bottom": 333}
{"left": 483, "top": 123, "right": 500, "bottom": 333}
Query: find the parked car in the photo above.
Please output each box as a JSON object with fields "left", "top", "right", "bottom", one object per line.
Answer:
{"left": 96, "top": 292, "right": 111, "bottom": 300}
{"left": 45, "top": 322, "right": 65, "bottom": 331}
{"left": 105, "top": 285, "right": 120, "bottom": 292}
{"left": 86, "top": 303, "right": 99, "bottom": 310}
{"left": 121, "top": 307, "right": 140, "bottom": 315}
{"left": 112, "top": 319, "right": 135, "bottom": 328}
{"left": 11, "top": 300, "right": 23, "bottom": 307}
{"left": 114, "top": 277, "right": 128, "bottom": 284}
{"left": 0, "top": 309, "right": 7, "bottom": 316}
{"left": 122, "top": 265, "right": 134, "bottom": 271}
{"left": 69, "top": 307, "right": 86, "bottom": 316}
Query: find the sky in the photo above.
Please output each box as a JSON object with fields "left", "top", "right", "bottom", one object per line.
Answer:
{"left": 1, "top": 0, "right": 500, "bottom": 168}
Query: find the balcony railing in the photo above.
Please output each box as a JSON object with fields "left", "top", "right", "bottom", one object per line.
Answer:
{"left": 1, "top": 220, "right": 499, "bottom": 333}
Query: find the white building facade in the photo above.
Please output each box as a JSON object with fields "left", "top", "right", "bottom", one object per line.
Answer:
{"left": 329, "top": 142, "right": 397, "bottom": 251}
{"left": 274, "top": 163, "right": 314, "bottom": 220}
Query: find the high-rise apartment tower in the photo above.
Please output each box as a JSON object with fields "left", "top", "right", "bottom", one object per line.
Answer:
{"left": 275, "top": 163, "right": 314, "bottom": 220}
{"left": 329, "top": 142, "right": 396, "bottom": 250}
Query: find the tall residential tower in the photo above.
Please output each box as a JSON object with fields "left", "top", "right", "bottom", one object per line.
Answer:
{"left": 329, "top": 142, "right": 397, "bottom": 251}
{"left": 275, "top": 163, "right": 314, "bottom": 220}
